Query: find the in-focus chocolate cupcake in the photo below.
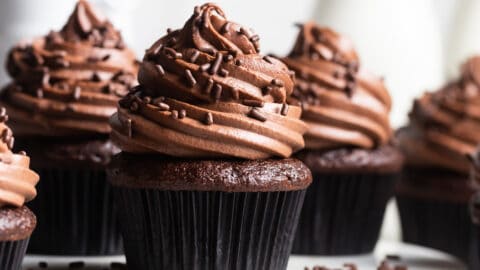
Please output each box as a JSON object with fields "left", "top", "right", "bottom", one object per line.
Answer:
{"left": 0, "top": 0, "right": 137, "bottom": 255}
{"left": 108, "top": 3, "right": 311, "bottom": 270}
{"left": 281, "top": 22, "right": 403, "bottom": 255}
{"left": 396, "top": 56, "right": 480, "bottom": 263}
{"left": 0, "top": 107, "right": 39, "bottom": 269}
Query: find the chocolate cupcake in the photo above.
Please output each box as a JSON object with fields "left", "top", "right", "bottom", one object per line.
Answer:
{"left": 108, "top": 3, "right": 311, "bottom": 270}
{"left": 469, "top": 151, "right": 480, "bottom": 269}
{"left": 396, "top": 56, "right": 480, "bottom": 263}
{"left": 0, "top": 107, "right": 39, "bottom": 269}
{"left": 0, "top": 0, "right": 137, "bottom": 255}
{"left": 281, "top": 23, "right": 403, "bottom": 255}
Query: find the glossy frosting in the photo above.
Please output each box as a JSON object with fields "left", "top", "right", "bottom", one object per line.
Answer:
{"left": 399, "top": 56, "right": 480, "bottom": 174}
{"left": 0, "top": 108, "right": 39, "bottom": 208}
{"left": 2, "top": 0, "right": 137, "bottom": 137}
{"left": 282, "top": 22, "right": 392, "bottom": 150}
{"left": 110, "top": 3, "right": 307, "bottom": 159}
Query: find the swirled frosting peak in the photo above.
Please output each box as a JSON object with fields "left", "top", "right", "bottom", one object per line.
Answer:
{"left": 399, "top": 56, "right": 480, "bottom": 173}
{"left": 110, "top": 3, "right": 307, "bottom": 160}
{"left": 0, "top": 107, "right": 39, "bottom": 208}
{"left": 2, "top": 0, "right": 137, "bottom": 137}
{"left": 282, "top": 22, "right": 392, "bottom": 150}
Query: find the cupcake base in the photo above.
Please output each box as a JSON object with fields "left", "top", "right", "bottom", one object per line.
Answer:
{"left": 108, "top": 154, "right": 312, "bottom": 270}
{"left": 114, "top": 188, "right": 306, "bottom": 270}
{"left": 27, "top": 168, "right": 122, "bottom": 255}
{"left": 292, "top": 172, "right": 397, "bottom": 255}
{"left": 0, "top": 206, "right": 36, "bottom": 270}
{"left": 396, "top": 167, "right": 477, "bottom": 263}
{"left": 293, "top": 146, "right": 403, "bottom": 255}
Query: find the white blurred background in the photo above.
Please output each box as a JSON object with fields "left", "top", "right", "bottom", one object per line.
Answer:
{"left": 1, "top": 0, "right": 479, "bottom": 127}
{"left": 0, "top": 0, "right": 479, "bottom": 245}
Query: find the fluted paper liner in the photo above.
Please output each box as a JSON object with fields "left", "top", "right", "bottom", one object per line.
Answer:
{"left": 114, "top": 188, "right": 306, "bottom": 270}
{"left": 398, "top": 195, "right": 472, "bottom": 263}
{"left": 0, "top": 239, "right": 29, "bottom": 270}
{"left": 27, "top": 168, "right": 122, "bottom": 255}
{"left": 292, "top": 173, "right": 397, "bottom": 255}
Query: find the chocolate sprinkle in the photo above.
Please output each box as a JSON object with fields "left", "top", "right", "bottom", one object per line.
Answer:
{"left": 102, "top": 54, "right": 111, "bottom": 61}
{"left": 72, "top": 86, "right": 81, "bottom": 100}
{"left": 171, "top": 110, "right": 179, "bottom": 119}
{"left": 91, "top": 72, "right": 101, "bottom": 82}
{"left": 184, "top": 69, "right": 197, "bottom": 87}
{"left": 262, "top": 86, "right": 272, "bottom": 95}
{"left": 36, "top": 89, "right": 44, "bottom": 98}
{"left": 219, "top": 68, "right": 229, "bottom": 77}
{"left": 204, "top": 112, "right": 213, "bottom": 125}
{"left": 189, "top": 50, "right": 200, "bottom": 63}
{"left": 231, "top": 88, "right": 240, "bottom": 100}
{"left": 263, "top": 56, "right": 274, "bottom": 64}
{"left": 243, "top": 99, "right": 264, "bottom": 107}
{"left": 164, "top": 47, "right": 182, "bottom": 59}
{"left": 248, "top": 108, "right": 267, "bottom": 122}
{"left": 234, "top": 59, "right": 243, "bottom": 66}
{"left": 213, "top": 84, "right": 222, "bottom": 100}
{"left": 179, "top": 109, "right": 187, "bottom": 119}
{"left": 209, "top": 53, "right": 223, "bottom": 75}
{"left": 200, "top": 63, "right": 211, "bottom": 72}
{"left": 157, "top": 102, "right": 170, "bottom": 111}
{"left": 221, "top": 22, "right": 230, "bottom": 34}
{"left": 155, "top": 64, "right": 165, "bottom": 76}
{"left": 281, "top": 103, "right": 289, "bottom": 115}
{"left": 204, "top": 78, "right": 214, "bottom": 94}
{"left": 130, "top": 101, "right": 139, "bottom": 112}
{"left": 271, "top": 78, "right": 284, "bottom": 87}
{"left": 68, "top": 261, "right": 85, "bottom": 268}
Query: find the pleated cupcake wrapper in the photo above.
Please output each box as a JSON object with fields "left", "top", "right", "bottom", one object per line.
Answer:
{"left": 113, "top": 188, "right": 306, "bottom": 270}
{"left": 27, "top": 168, "right": 122, "bottom": 255}
{"left": 0, "top": 238, "right": 29, "bottom": 270}
{"left": 397, "top": 195, "right": 473, "bottom": 263}
{"left": 292, "top": 173, "right": 397, "bottom": 255}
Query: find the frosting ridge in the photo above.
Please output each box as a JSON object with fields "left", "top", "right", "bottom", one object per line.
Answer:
{"left": 282, "top": 22, "right": 392, "bottom": 150}
{"left": 110, "top": 3, "right": 307, "bottom": 159}
{"left": 2, "top": 0, "right": 137, "bottom": 137}
{"left": 0, "top": 108, "right": 39, "bottom": 208}
{"left": 399, "top": 56, "right": 480, "bottom": 173}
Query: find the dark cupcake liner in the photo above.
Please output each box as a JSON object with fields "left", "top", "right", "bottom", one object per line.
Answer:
{"left": 292, "top": 173, "right": 397, "bottom": 255}
{"left": 27, "top": 168, "right": 122, "bottom": 255}
{"left": 113, "top": 187, "right": 306, "bottom": 270}
{"left": 397, "top": 195, "right": 472, "bottom": 263}
{"left": 0, "top": 239, "right": 29, "bottom": 270}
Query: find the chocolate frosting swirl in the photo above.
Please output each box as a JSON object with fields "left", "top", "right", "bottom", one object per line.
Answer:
{"left": 110, "top": 3, "right": 307, "bottom": 159}
{"left": 1, "top": 0, "right": 137, "bottom": 137}
{"left": 399, "top": 56, "right": 480, "bottom": 174}
{"left": 282, "top": 22, "right": 392, "bottom": 150}
{"left": 0, "top": 107, "right": 39, "bottom": 208}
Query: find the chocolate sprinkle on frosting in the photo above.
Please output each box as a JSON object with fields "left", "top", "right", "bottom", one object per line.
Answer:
{"left": 111, "top": 3, "right": 307, "bottom": 159}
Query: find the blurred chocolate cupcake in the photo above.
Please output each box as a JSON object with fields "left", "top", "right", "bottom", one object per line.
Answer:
{"left": 469, "top": 150, "right": 480, "bottom": 269}
{"left": 281, "top": 22, "right": 403, "bottom": 255}
{"left": 0, "top": 107, "right": 39, "bottom": 269}
{"left": 0, "top": 0, "right": 137, "bottom": 255}
{"left": 108, "top": 3, "right": 311, "bottom": 270}
{"left": 396, "top": 56, "right": 480, "bottom": 263}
